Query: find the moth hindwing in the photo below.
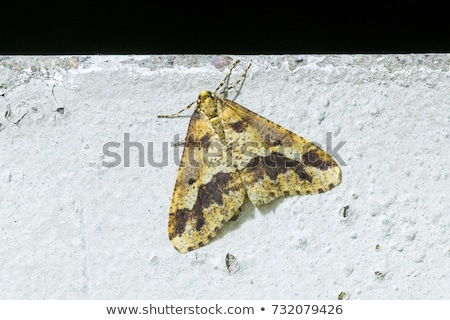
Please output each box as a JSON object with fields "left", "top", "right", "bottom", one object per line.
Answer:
{"left": 162, "top": 60, "right": 342, "bottom": 253}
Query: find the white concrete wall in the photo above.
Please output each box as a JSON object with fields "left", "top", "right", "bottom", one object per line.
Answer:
{"left": 0, "top": 55, "right": 448, "bottom": 299}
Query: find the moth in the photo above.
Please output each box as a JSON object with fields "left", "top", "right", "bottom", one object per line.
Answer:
{"left": 160, "top": 60, "right": 342, "bottom": 253}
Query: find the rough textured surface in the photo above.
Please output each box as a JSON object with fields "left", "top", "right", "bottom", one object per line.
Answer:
{"left": 0, "top": 55, "right": 449, "bottom": 299}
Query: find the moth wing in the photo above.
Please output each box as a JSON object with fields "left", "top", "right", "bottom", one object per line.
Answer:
{"left": 219, "top": 99, "right": 342, "bottom": 206}
{"left": 168, "top": 110, "right": 245, "bottom": 253}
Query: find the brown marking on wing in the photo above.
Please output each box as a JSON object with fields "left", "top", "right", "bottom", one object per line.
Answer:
{"left": 229, "top": 120, "right": 246, "bottom": 133}
{"left": 169, "top": 172, "right": 234, "bottom": 239}
{"left": 200, "top": 133, "right": 211, "bottom": 148}
{"left": 245, "top": 152, "right": 313, "bottom": 182}
{"left": 302, "top": 149, "right": 336, "bottom": 170}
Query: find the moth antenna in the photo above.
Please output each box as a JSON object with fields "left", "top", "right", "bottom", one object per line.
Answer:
{"left": 220, "top": 62, "right": 252, "bottom": 95}
{"left": 157, "top": 101, "right": 196, "bottom": 118}
{"left": 214, "top": 59, "right": 241, "bottom": 93}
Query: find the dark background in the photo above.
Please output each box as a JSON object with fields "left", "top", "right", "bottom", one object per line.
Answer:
{"left": 1, "top": 2, "right": 448, "bottom": 54}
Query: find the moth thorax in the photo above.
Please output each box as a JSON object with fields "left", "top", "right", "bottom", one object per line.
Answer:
{"left": 198, "top": 90, "right": 218, "bottom": 118}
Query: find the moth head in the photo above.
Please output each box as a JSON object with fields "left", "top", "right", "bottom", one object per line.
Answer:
{"left": 197, "top": 90, "right": 218, "bottom": 118}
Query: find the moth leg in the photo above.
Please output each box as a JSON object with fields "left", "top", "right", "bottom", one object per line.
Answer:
{"left": 172, "top": 139, "right": 185, "bottom": 147}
